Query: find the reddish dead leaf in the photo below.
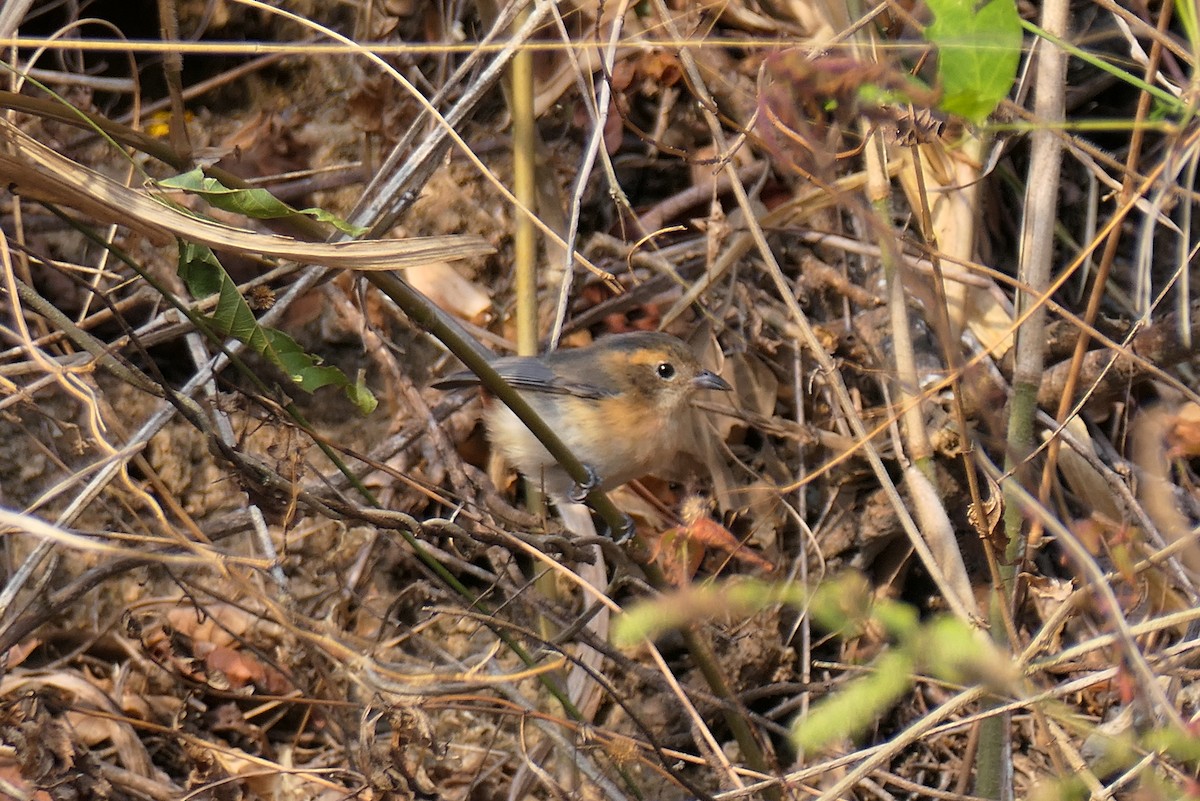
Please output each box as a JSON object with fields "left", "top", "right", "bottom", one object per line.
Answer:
{"left": 687, "top": 517, "right": 775, "bottom": 572}
{"left": 643, "top": 525, "right": 708, "bottom": 585}
{"left": 643, "top": 497, "right": 773, "bottom": 584}
{"left": 572, "top": 92, "right": 626, "bottom": 155}
{"left": 202, "top": 645, "right": 264, "bottom": 691}
{"left": 604, "top": 303, "right": 662, "bottom": 334}
{"left": 575, "top": 279, "right": 666, "bottom": 333}
{"left": 603, "top": 95, "right": 624, "bottom": 155}
{"left": 131, "top": 607, "right": 292, "bottom": 692}
{"left": 203, "top": 645, "right": 293, "bottom": 695}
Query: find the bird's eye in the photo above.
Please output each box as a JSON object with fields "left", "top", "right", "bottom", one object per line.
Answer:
{"left": 656, "top": 362, "right": 676, "bottom": 380}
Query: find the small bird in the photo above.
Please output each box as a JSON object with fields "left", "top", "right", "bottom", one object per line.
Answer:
{"left": 433, "top": 331, "right": 731, "bottom": 505}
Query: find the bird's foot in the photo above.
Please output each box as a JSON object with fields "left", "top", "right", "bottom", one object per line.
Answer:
{"left": 603, "top": 513, "right": 636, "bottom": 544}
{"left": 568, "top": 464, "right": 601, "bottom": 503}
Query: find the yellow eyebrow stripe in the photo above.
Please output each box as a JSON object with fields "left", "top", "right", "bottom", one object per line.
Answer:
{"left": 623, "top": 348, "right": 666, "bottom": 367}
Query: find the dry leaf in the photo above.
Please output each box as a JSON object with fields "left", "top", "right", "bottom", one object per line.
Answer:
{"left": 1050, "top": 416, "right": 1122, "bottom": 526}
{"left": 645, "top": 496, "right": 773, "bottom": 584}
{"left": 0, "top": 121, "right": 493, "bottom": 269}
{"left": 406, "top": 262, "right": 491, "bottom": 324}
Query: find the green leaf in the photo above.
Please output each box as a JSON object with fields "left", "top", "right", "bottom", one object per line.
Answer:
{"left": 1175, "top": 0, "right": 1200, "bottom": 54}
{"left": 917, "top": 615, "right": 1012, "bottom": 687}
{"left": 1143, "top": 727, "right": 1200, "bottom": 763}
{"left": 807, "top": 573, "right": 883, "bottom": 637}
{"left": 926, "top": 0, "right": 1021, "bottom": 123}
{"left": 343, "top": 376, "right": 378, "bottom": 413}
{"left": 791, "top": 650, "right": 914, "bottom": 755}
{"left": 175, "top": 242, "right": 378, "bottom": 414}
{"left": 158, "top": 168, "right": 367, "bottom": 236}
{"left": 613, "top": 579, "right": 806, "bottom": 645}
{"left": 297, "top": 205, "right": 368, "bottom": 236}
{"left": 178, "top": 241, "right": 224, "bottom": 299}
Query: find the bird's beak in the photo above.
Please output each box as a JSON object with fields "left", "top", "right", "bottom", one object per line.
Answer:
{"left": 692, "top": 370, "right": 732, "bottom": 391}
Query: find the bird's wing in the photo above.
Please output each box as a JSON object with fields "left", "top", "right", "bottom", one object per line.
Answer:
{"left": 429, "top": 370, "right": 486, "bottom": 391}
{"left": 431, "top": 356, "right": 614, "bottom": 399}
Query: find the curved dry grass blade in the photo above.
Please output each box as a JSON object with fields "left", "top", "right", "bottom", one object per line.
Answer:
{"left": 0, "top": 121, "right": 493, "bottom": 269}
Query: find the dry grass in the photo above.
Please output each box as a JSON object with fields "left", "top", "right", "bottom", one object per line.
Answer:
{"left": 0, "top": 1, "right": 1198, "bottom": 800}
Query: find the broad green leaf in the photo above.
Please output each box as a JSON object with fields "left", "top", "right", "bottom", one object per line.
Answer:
{"left": 926, "top": 0, "right": 1021, "bottom": 123}
{"left": 159, "top": 168, "right": 367, "bottom": 236}
{"left": 175, "top": 241, "right": 378, "bottom": 414}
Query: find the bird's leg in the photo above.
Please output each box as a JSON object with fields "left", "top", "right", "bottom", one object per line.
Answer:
{"left": 567, "top": 464, "right": 601, "bottom": 503}
{"left": 601, "top": 512, "right": 636, "bottom": 544}
{"left": 566, "top": 467, "right": 634, "bottom": 542}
